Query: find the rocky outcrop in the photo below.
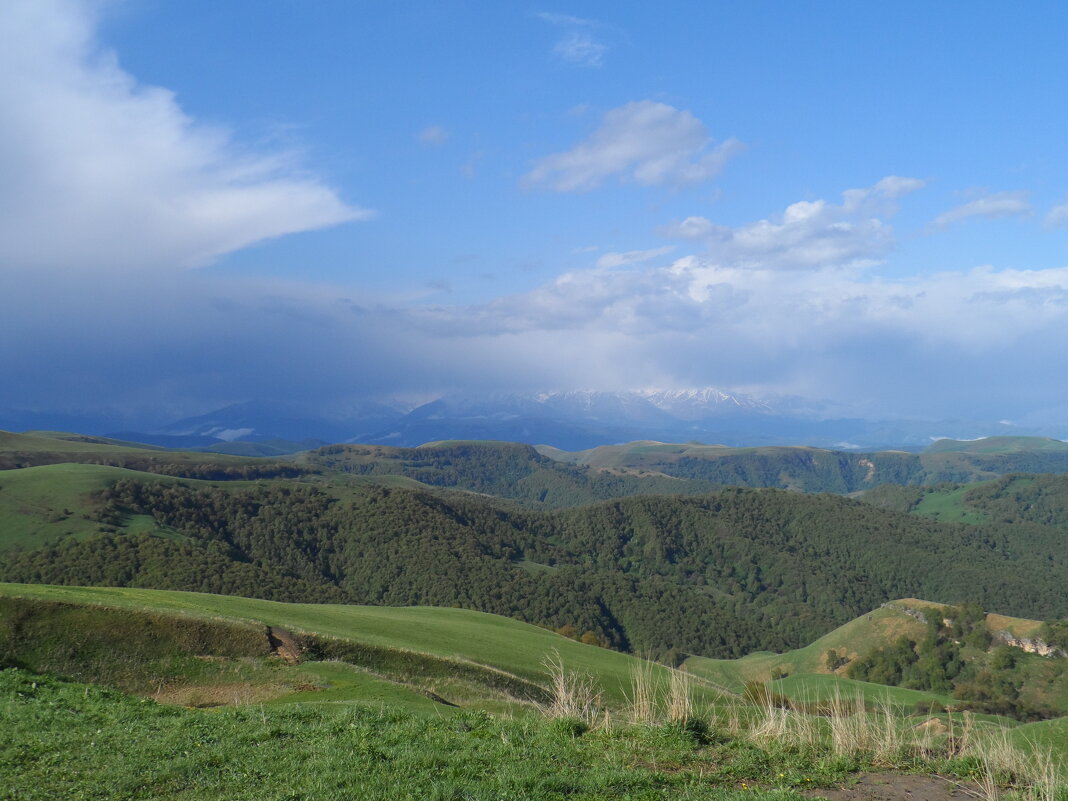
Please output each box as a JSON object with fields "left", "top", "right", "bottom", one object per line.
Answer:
{"left": 993, "top": 630, "right": 1065, "bottom": 657}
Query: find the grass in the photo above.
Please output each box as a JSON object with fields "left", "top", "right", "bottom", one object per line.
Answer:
{"left": 0, "top": 464, "right": 206, "bottom": 549}
{"left": 774, "top": 674, "right": 955, "bottom": 709}
{"left": 912, "top": 484, "right": 990, "bottom": 524}
{"left": 4, "top": 667, "right": 1065, "bottom": 801}
{"left": 684, "top": 603, "right": 930, "bottom": 691}
{"left": 923, "top": 437, "right": 1068, "bottom": 455}
{"left": 266, "top": 661, "right": 458, "bottom": 713}
{"left": 0, "top": 430, "right": 164, "bottom": 454}
{"left": 0, "top": 667, "right": 839, "bottom": 801}
{"left": 1, "top": 585, "right": 1066, "bottom": 798}
{"left": 0, "top": 583, "right": 718, "bottom": 709}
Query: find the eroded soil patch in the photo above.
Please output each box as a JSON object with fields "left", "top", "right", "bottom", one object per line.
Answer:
{"left": 807, "top": 773, "right": 983, "bottom": 801}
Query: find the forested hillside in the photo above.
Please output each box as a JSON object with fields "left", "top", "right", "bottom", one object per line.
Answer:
{"left": 543, "top": 438, "right": 1068, "bottom": 493}
{"left": 297, "top": 441, "right": 721, "bottom": 506}
{"left": 3, "top": 475, "right": 1065, "bottom": 660}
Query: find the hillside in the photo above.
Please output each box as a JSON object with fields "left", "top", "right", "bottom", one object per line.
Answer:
{"left": 2, "top": 469, "right": 1067, "bottom": 660}
{"left": 3, "top": 430, "right": 1068, "bottom": 664}
{"left": 0, "top": 583, "right": 701, "bottom": 711}
{"left": 863, "top": 471, "right": 1068, "bottom": 529}
{"left": 2, "top": 584, "right": 1065, "bottom": 800}
{"left": 0, "top": 429, "right": 309, "bottom": 480}
{"left": 0, "top": 462, "right": 194, "bottom": 549}
{"left": 687, "top": 599, "right": 1067, "bottom": 717}
{"left": 10, "top": 429, "right": 1068, "bottom": 504}
{"left": 540, "top": 436, "right": 1068, "bottom": 493}
{"left": 296, "top": 440, "right": 722, "bottom": 507}
{"left": 4, "top": 584, "right": 1063, "bottom": 718}
{"left": 925, "top": 436, "right": 1068, "bottom": 454}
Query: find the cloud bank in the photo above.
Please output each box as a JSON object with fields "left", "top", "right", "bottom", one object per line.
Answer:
{"left": 7, "top": 167, "right": 1068, "bottom": 424}
{"left": 0, "top": 0, "right": 368, "bottom": 273}
{"left": 659, "top": 176, "right": 925, "bottom": 271}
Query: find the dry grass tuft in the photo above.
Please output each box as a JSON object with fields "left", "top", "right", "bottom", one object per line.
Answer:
{"left": 541, "top": 651, "right": 602, "bottom": 725}
{"left": 666, "top": 667, "right": 693, "bottom": 725}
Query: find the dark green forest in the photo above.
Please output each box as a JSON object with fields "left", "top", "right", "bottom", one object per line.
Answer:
{"left": 3, "top": 477, "right": 1066, "bottom": 660}
{"left": 301, "top": 440, "right": 1068, "bottom": 498}
{"left": 300, "top": 442, "right": 721, "bottom": 507}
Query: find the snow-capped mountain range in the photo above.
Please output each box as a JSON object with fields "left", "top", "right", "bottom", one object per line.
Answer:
{"left": 7, "top": 388, "right": 1055, "bottom": 452}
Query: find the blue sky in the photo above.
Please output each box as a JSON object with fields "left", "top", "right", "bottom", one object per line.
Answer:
{"left": 4, "top": 0, "right": 1068, "bottom": 425}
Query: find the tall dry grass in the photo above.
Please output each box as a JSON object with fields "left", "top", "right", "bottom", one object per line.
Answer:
{"left": 541, "top": 651, "right": 602, "bottom": 725}
{"left": 961, "top": 728, "right": 1064, "bottom": 801}
{"left": 666, "top": 666, "right": 693, "bottom": 725}
{"left": 622, "top": 659, "right": 696, "bottom": 725}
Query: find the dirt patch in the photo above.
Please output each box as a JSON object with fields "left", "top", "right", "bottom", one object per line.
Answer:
{"left": 267, "top": 626, "right": 304, "bottom": 665}
{"left": 153, "top": 682, "right": 289, "bottom": 707}
{"left": 806, "top": 773, "right": 983, "bottom": 801}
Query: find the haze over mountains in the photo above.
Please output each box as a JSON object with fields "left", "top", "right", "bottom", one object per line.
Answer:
{"left": 4, "top": 387, "right": 1058, "bottom": 453}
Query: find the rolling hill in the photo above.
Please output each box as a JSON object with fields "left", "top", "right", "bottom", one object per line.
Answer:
{"left": 2, "top": 585, "right": 1065, "bottom": 799}
{"left": 540, "top": 436, "right": 1068, "bottom": 493}
{"left": 2, "top": 463, "right": 1067, "bottom": 660}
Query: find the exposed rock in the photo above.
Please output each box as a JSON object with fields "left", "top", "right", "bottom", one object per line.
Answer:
{"left": 993, "top": 630, "right": 1065, "bottom": 657}
{"left": 266, "top": 626, "right": 304, "bottom": 665}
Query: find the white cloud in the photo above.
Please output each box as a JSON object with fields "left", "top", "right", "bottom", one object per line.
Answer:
{"left": 933, "top": 190, "right": 1031, "bottom": 228}
{"left": 538, "top": 12, "right": 610, "bottom": 67}
{"left": 0, "top": 0, "right": 368, "bottom": 273}
{"left": 1045, "top": 201, "right": 1068, "bottom": 228}
{"left": 657, "top": 216, "right": 726, "bottom": 240}
{"left": 524, "top": 100, "right": 744, "bottom": 192}
{"left": 388, "top": 247, "right": 1068, "bottom": 416}
{"left": 595, "top": 246, "right": 674, "bottom": 268}
{"left": 659, "top": 176, "right": 924, "bottom": 270}
{"left": 554, "top": 31, "right": 607, "bottom": 67}
{"left": 536, "top": 12, "right": 598, "bottom": 27}
{"left": 418, "top": 125, "right": 448, "bottom": 145}
{"left": 11, "top": 237, "right": 1068, "bottom": 422}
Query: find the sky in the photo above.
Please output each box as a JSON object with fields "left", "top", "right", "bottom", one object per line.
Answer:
{"left": 4, "top": 0, "right": 1068, "bottom": 427}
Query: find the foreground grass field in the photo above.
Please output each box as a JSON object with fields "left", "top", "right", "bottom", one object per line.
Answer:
{"left": 1, "top": 584, "right": 1066, "bottom": 799}
{"left": 5, "top": 667, "right": 1065, "bottom": 801}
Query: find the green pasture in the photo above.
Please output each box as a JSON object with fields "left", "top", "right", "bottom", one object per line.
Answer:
{"left": 911, "top": 484, "right": 989, "bottom": 524}
{"left": 684, "top": 603, "right": 929, "bottom": 691}
{"left": 0, "top": 583, "right": 715, "bottom": 708}
{"left": 0, "top": 463, "right": 205, "bottom": 549}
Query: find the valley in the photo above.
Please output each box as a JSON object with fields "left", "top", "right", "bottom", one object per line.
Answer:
{"left": 1, "top": 428, "right": 1066, "bottom": 798}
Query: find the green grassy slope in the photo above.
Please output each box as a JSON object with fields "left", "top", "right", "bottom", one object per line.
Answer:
{"left": 0, "top": 463, "right": 195, "bottom": 549}
{"left": 924, "top": 437, "right": 1068, "bottom": 454}
{"left": 0, "top": 583, "right": 704, "bottom": 708}
{"left": 685, "top": 600, "right": 1068, "bottom": 713}
{"left": 19, "top": 431, "right": 166, "bottom": 450}
{"left": 5, "top": 667, "right": 977, "bottom": 801}
{"left": 0, "top": 429, "right": 308, "bottom": 479}
{"left": 911, "top": 484, "right": 991, "bottom": 524}
{"left": 0, "top": 430, "right": 164, "bottom": 454}
{"left": 684, "top": 603, "right": 930, "bottom": 690}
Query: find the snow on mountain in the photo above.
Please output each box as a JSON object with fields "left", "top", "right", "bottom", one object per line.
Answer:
{"left": 636, "top": 388, "right": 774, "bottom": 419}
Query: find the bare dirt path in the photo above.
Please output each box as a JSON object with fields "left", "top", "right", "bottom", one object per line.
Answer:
{"left": 807, "top": 773, "right": 984, "bottom": 801}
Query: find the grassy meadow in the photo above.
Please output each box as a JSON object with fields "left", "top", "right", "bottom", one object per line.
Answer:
{"left": 1, "top": 583, "right": 1066, "bottom": 801}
